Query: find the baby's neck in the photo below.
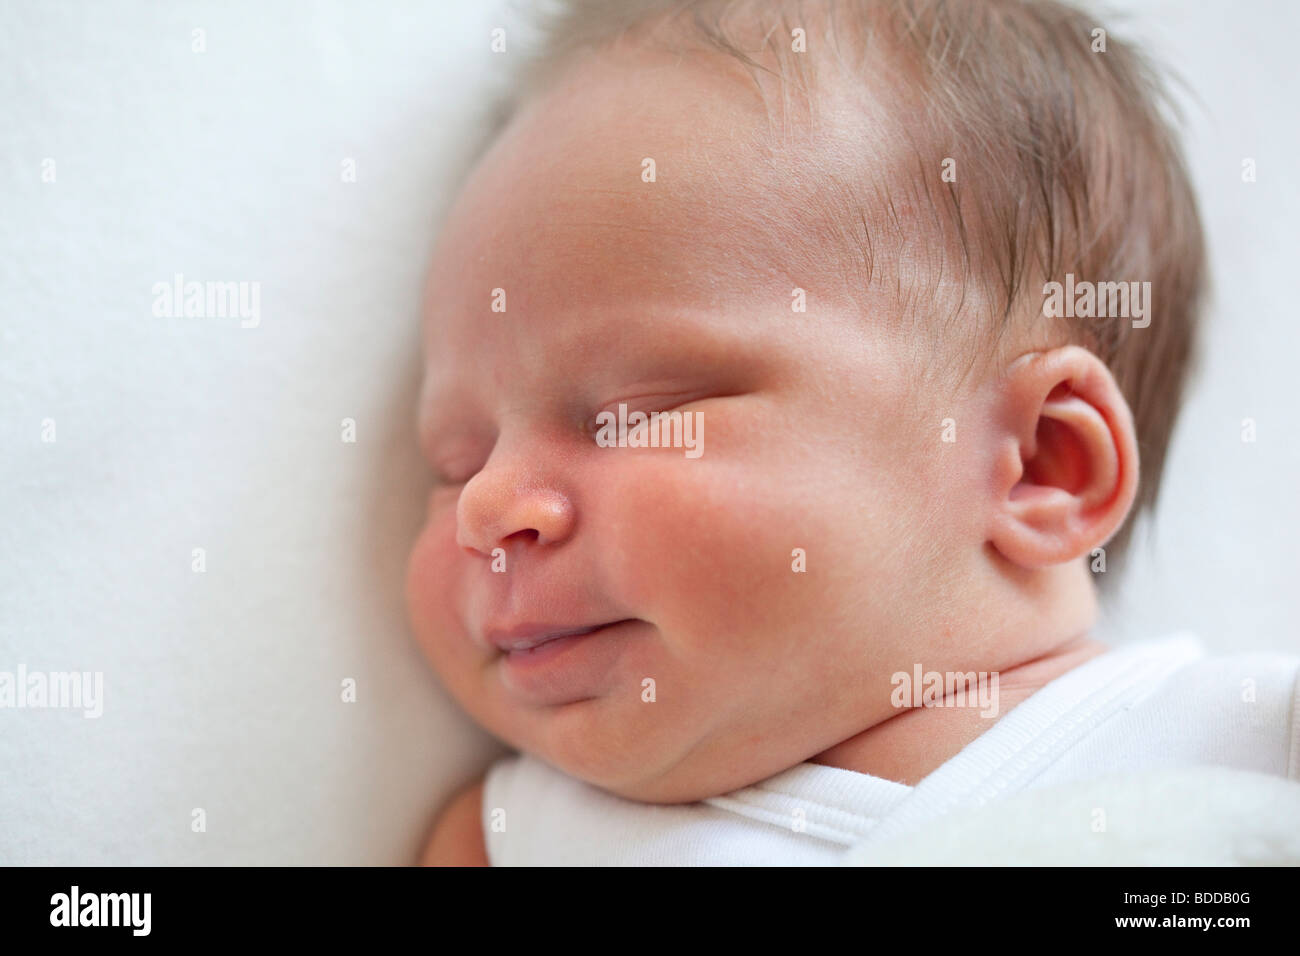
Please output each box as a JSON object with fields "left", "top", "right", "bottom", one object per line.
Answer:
{"left": 809, "top": 635, "right": 1110, "bottom": 786}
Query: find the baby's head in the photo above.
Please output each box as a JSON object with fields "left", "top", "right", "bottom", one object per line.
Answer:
{"left": 406, "top": 0, "right": 1205, "bottom": 802}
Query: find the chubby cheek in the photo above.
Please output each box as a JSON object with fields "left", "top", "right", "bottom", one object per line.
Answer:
{"left": 405, "top": 499, "right": 487, "bottom": 715}
{"left": 599, "top": 454, "right": 857, "bottom": 698}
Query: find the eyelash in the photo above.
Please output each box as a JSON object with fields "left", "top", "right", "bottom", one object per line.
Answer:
{"left": 588, "top": 390, "right": 715, "bottom": 428}
{"left": 430, "top": 392, "right": 721, "bottom": 482}
{"left": 430, "top": 471, "right": 462, "bottom": 488}
{"left": 429, "top": 460, "right": 476, "bottom": 487}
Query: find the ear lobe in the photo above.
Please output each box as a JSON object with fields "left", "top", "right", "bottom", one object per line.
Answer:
{"left": 988, "top": 346, "right": 1139, "bottom": 569}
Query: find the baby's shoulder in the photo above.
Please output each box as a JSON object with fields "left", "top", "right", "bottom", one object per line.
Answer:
{"left": 421, "top": 777, "right": 488, "bottom": 866}
{"left": 1023, "top": 637, "right": 1300, "bottom": 789}
{"left": 1118, "top": 639, "right": 1300, "bottom": 775}
{"left": 1157, "top": 644, "right": 1300, "bottom": 701}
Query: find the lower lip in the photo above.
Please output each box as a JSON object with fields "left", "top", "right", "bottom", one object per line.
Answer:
{"left": 497, "top": 620, "right": 642, "bottom": 705}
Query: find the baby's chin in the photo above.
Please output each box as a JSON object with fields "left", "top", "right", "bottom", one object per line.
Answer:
{"left": 556, "top": 755, "right": 728, "bottom": 805}
{"left": 505, "top": 704, "right": 800, "bottom": 805}
{"left": 500, "top": 697, "right": 726, "bottom": 804}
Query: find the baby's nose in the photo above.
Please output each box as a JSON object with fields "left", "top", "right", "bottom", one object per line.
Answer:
{"left": 454, "top": 464, "right": 576, "bottom": 556}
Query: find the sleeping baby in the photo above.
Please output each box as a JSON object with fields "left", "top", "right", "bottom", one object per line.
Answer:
{"left": 408, "top": 0, "right": 1300, "bottom": 865}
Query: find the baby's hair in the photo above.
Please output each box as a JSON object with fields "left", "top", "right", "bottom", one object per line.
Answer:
{"left": 482, "top": 0, "right": 1206, "bottom": 577}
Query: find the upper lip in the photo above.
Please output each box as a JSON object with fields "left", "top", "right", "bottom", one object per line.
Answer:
{"left": 483, "top": 620, "right": 633, "bottom": 653}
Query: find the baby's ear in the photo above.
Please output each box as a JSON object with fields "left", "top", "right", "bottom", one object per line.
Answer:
{"left": 986, "top": 345, "right": 1139, "bottom": 569}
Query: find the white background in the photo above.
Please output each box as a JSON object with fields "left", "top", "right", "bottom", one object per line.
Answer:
{"left": 1, "top": 0, "right": 1296, "bottom": 864}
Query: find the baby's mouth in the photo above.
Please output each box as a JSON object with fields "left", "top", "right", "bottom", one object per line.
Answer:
{"left": 485, "top": 619, "right": 639, "bottom": 655}
{"left": 487, "top": 618, "right": 647, "bottom": 706}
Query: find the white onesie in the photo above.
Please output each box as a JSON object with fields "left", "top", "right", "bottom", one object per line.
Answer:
{"left": 481, "top": 633, "right": 1300, "bottom": 865}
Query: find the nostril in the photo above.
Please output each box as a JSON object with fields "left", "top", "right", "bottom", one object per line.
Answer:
{"left": 456, "top": 474, "right": 576, "bottom": 553}
{"left": 460, "top": 529, "right": 539, "bottom": 561}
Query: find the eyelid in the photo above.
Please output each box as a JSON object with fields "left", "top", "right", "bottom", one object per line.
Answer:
{"left": 427, "top": 467, "right": 462, "bottom": 487}
{"left": 596, "top": 388, "right": 717, "bottom": 417}
{"left": 584, "top": 390, "right": 709, "bottom": 436}
{"left": 584, "top": 388, "right": 742, "bottom": 445}
{"left": 426, "top": 441, "right": 489, "bottom": 485}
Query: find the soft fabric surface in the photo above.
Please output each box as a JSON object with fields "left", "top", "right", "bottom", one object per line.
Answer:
{"left": 0, "top": 1, "right": 513, "bottom": 864}
{"left": 842, "top": 766, "right": 1300, "bottom": 865}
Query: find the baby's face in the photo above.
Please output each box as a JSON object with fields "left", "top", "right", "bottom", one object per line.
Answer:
{"left": 407, "top": 49, "right": 995, "bottom": 802}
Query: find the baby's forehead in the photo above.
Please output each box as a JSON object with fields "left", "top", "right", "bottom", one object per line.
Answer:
{"left": 423, "top": 48, "right": 893, "bottom": 361}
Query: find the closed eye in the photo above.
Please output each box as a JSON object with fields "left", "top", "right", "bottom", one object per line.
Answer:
{"left": 586, "top": 393, "right": 713, "bottom": 440}
{"left": 428, "top": 450, "right": 489, "bottom": 487}
{"left": 430, "top": 469, "right": 470, "bottom": 487}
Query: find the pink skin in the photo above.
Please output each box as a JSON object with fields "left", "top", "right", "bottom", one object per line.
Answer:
{"left": 406, "top": 47, "right": 1138, "bottom": 804}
